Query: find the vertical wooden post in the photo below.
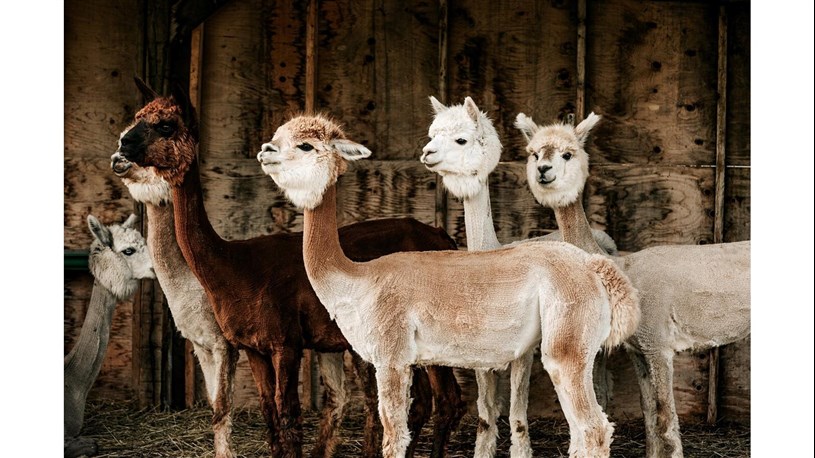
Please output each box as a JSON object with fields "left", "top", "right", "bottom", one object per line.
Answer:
{"left": 183, "top": 23, "right": 205, "bottom": 409}
{"left": 575, "top": 0, "right": 587, "bottom": 122}
{"left": 708, "top": 4, "right": 728, "bottom": 426}
{"left": 435, "top": 0, "right": 449, "bottom": 231}
{"left": 299, "top": 0, "right": 319, "bottom": 411}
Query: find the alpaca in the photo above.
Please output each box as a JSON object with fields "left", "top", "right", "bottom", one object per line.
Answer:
{"left": 421, "top": 96, "right": 618, "bottom": 457}
{"left": 116, "top": 78, "right": 465, "bottom": 458}
{"left": 514, "top": 112, "right": 751, "bottom": 458}
{"left": 111, "top": 157, "right": 241, "bottom": 457}
{"left": 258, "top": 113, "right": 641, "bottom": 458}
{"left": 64, "top": 214, "right": 155, "bottom": 457}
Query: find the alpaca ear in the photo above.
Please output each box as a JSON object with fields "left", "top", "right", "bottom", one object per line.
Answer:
{"left": 464, "top": 97, "right": 481, "bottom": 125}
{"left": 429, "top": 96, "right": 447, "bottom": 114}
{"left": 134, "top": 76, "right": 159, "bottom": 101}
{"left": 169, "top": 82, "right": 200, "bottom": 137}
{"left": 121, "top": 213, "right": 139, "bottom": 229}
{"left": 514, "top": 113, "right": 539, "bottom": 143}
{"left": 574, "top": 112, "right": 602, "bottom": 145}
{"left": 564, "top": 113, "right": 576, "bottom": 126}
{"left": 88, "top": 215, "right": 113, "bottom": 248}
{"left": 332, "top": 139, "right": 372, "bottom": 161}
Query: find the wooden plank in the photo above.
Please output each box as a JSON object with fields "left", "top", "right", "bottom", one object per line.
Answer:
{"left": 585, "top": 0, "right": 718, "bottom": 166}
{"left": 445, "top": 162, "right": 560, "bottom": 249}
{"left": 336, "top": 160, "right": 438, "bottom": 228}
{"left": 576, "top": 0, "right": 586, "bottom": 121}
{"left": 725, "top": 2, "right": 750, "bottom": 167}
{"left": 171, "top": 0, "right": 231, "bottom": 41}
{"left": 584, "top": 164, "right": 715, "bottom": 252}
{"left": 316, "top": 0, "right": 439, "bottom": 160}
{"left": 436, "top": 0, "right": 449, "bottom": 230}
{"left": 448, "top": 0, "right": 578, "bottom": 160}
{"left": 708, "top": 4, "right": 728, "bottom": 425}
{"left": 718, "top": 337, "right": 751, "bottom": 422}
{"left": 724, "top": 166, "right": 750, "bottom": 242}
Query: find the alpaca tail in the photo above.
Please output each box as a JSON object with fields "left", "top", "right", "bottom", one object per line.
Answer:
{"left": 586, "top": 255, "right": 640, "bottom": 349}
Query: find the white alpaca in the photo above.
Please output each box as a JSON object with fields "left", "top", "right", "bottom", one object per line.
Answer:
{"left": 514, "top": 112, "right": 751, "bottom": 458}
{"left": 421, "top": 96, "right": 618, "bottom": 457}
{"left": 64, "top": 214, "right": 155, "bottom": 458}
{"left": 258, "top": 114, "right": 642, "bottom": 458}
{"left": 111, "top": 155, "right": 355, "bottom": 458}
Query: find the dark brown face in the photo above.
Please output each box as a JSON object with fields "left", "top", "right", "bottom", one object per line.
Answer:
{"left": 115, "top": 97, "right": 197, "bottom": 186}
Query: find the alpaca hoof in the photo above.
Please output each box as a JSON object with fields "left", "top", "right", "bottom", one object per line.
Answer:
{"left": 64, "top": 436, "right": 98, "bottom": 457}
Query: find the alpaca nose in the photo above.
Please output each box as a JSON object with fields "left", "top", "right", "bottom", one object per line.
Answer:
{"left": 421, "top": 146, "right": 438, "bottom": 165}
{"left": 538, "top": 165, "right": 552, "bottom": 174}
{"left": 538, "top": 165, "right": 555, "bottom": 184}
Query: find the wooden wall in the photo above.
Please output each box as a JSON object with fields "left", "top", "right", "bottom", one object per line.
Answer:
{"left": 64, "top": 0, "right": 750, "bottom": 424}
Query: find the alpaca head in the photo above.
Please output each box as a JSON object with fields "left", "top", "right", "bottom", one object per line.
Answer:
{"left": 514, "top": 112, "right": 601, "bottom": 208}
{"left": 257, "top": 114, "right": 371, "bottom": 210}
{"left": 116, "top": 77, "right": 198, "bottom": 187}
{"left": 111, "top": 154, "right": 172, "bottom": 206}
{"left": 421, "top": 96, "right": 502, "bottom": 199}
{"left": 87, "top": 213, "right": 155, "bottom": 300}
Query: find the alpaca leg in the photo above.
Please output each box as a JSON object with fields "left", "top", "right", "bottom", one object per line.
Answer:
{"left": 542, "top": 354, "right": 613, "bottom": 458}
{"left": 351, "top": 352, "right": 384, "bottom": 458}
{"left": 272, "top": 348, "right": 305, "bottom": 458}
{"left": 508, "top": 351, "right": 534, "bottom": 458}
{"left": 473, "top": 369, "right": 499, "bottom": 458}
{"left": 593, "top": 352, "right": 611, "bottom": 410}
{"left": 426, "top": 366, "right": 466, "bottom": 458}
{"left": 406, "top": 368, "right": 432, "bottom": 458}
{"left": 245, "top": 350, "right": 282, "bottom": 457}
{"left": 375, "top": 365, "right": 414, "bottom": 458}
{"left": 627, "top": 349, "right": 661, "bottom": 458}
{"left": 211, "top": 342, "right": 239, "bottom": 458}
{"left": 312, "top": 352, "right": 348, "bottom": 458}
{"left": 644, "top": 350, "right": 683, "bottom": 458}
{"left": 190, "top": 341, "right": 238, "bottom": 458}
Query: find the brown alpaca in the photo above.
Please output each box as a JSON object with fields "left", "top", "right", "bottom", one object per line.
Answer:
{"left": 116, "top": 79, "right": 465, "bottom": 458}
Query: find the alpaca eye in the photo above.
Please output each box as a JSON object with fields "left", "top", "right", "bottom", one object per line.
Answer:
{"left": 298, "top": 143, "right": 314, "bottom": 151}
{"left": 122, "top": 248, "right": 136, "bottom": 256}
{"left": 531, "top": 152, "right": 539, "bottom": 160}
{"left": 562, "top": 152, "right": 572, "bottom": 161}
{"left": 455, "top": 138, "right": 467, "bottom": 145}
{"left": 157, "top": 123, "right": 175, "bottom": 136}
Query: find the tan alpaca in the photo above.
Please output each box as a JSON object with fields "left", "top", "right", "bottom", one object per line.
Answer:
{"left": 514, "top": 112, "right": 751, "bottom": 458}
{"left": 258, "top": 114, "right": 641, "bottom": 458}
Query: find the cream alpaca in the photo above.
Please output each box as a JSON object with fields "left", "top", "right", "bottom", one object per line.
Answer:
{"left": 515, "top": 112, "right": 751, "bottom": 458}
{"left": 64, "top": 214, "right": 155, "bottom": 457}
{"left": 258, "top": 114, "right": 641, "bottom": 458}
{"left": 421, "top": 96, "right": 618, "bottom": 457}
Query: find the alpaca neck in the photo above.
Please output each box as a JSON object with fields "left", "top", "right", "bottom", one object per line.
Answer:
{"left": 302, "top": 184, "right": 359, "bottom": 309}
{"left": 171, "top": 159, "right": 229, "bottom": 287}
{"left": 64, "top": 280, "right": 118, "bottom": 399}
{"left": 144, "top": 202, "right": 196, "bottom": 301}
{"left": 463, "top": 182, "right": 502, "bottom": 251}
{"left": 554, "top": 194, "right": 607, "bottom": 255}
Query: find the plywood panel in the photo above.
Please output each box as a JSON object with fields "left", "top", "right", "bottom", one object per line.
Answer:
{"left": 336, "top": 160, "right": 438, "bottom": 227}
{"left": 724, "top": 166, "right": 750, "bottom": 243}
{"left": 585, "top": 0, "right": 719, "bottom": 166}
{"left": 725, "top": 2, "right": 750, "bottom": 167}
{"left": 585, "top": 164, "right": 715, "bottom": 252}
{"left": 448, "top": 0, "right": 578, "bottom": 161}
{"left": 317, "top": 0, "right": 439, "bottom": 160}
{"left": 718, "top": 337, "right": 750, "bottom": 422}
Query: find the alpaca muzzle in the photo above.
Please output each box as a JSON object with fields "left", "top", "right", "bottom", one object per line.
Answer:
{"left": 111, "top": 153, "right": 133, "bottom": 176}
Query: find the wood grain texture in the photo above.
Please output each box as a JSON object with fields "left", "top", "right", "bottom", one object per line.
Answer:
{"left": 724, "top": 166, "right": 750, "bottom": 243}
{"left": 725, "top": 2, "right": 750, "bottom": 167}
{"left": 336, "top": 160, "right": 438, "bottom": 227}
{"left": 718, "top": 337, "right": 750, "bottom": 422}
{"left": 585, "top": 164, "right": 715, "bottom": 252}
{"left": 448, "top": 0, "right": 578, "bottom": 161}
{"left": 446, "top": 162, "right": 560, "bottom": 248}
{"left": 317, "top": 0, "right": 439, "bottom": 160}
{"left": 584, "top": 0, "right": 718, "bottom": 166}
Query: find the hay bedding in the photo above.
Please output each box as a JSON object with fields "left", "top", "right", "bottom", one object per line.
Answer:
{"left": 80, "top": 400, "right": 749, "bottom": 457}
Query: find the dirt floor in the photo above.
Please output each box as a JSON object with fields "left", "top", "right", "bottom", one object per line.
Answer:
{"left": 78, "top": 400, "right": 749, "bottom": 457}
